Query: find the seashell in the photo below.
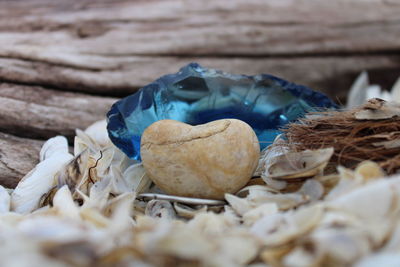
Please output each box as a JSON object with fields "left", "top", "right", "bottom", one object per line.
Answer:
{"left": 52, "top": 185, "right": 80, "bottom": 219}
{"left": 354, "top": 98, "right": 400, "bottom": 120}
{"left": 354, "top": 161, "right": 384, "bottom": 182}
{"left": 73, "top": 135, "right": 89, "bottom": 156}
{"left": 0, "top": 185, "right": 10, "bottom": 213}
{"left": 392, "top": 76, "right": 400, "bottom": 103}
{"left": 298, "top": 179, "right": 324, "bottom": 202}
{"left": 79, "top": 177, "right": 112, "bottom": 211}
{"left": 145, "top": 200, "right": 177, "bottom": 219}
{"left": 123, "top": 163, "right": 152, "bottom": 194}
{"left": 246, "top": 187, "right": 308, "bottom": 211}
{"left": 261, "top": 244, "right": 294, "bottom": 267}
{"left": 327, "top": 175, "right": 400, "bottom": 221}
{"left": 242, "top": 203, "right": 278, "bottom": 226}
{"left": 236, "top": 185, "right": 280, "bottom": 198}
{"left": 108, "top": 166, "right": 130, "bottom": 195}
{"left": 347, "top": 71, "right": 369, "bottom": 109}
{"left": 225, "top": 193, "right": 253, "bottom": 216}
{"left": 355, "top": 253, "right": 400, "bottom": 267}
{"left": 56, "top": 149, "right": 90, "bottom": 193}
{"left": 111, "top": 146, "right": 137, "bottom": 173}
{"left": 11, "top": 152, "right": 73, "bottom": 214}
{"left": 39, "top": 136, "right": 69, "bottom": 162}
{"left": 173, "top": 202, "right": 207, "bottom": 219}
{"left": 264, "top": 147, "right": 334, "bottom": 180}
{"left": 372, "top": 139, "right": 400, "bottom": 149}
{"left": 84, "top": 119, "right": 111, "bottom": 147}
{"left": 256, "top": 134, "right": 289, "bottom": 177}
{"left": 80, "top": 207, "right": 110, "bottom": 228}
{"left": 251, "top": 204, "right": 323, "bottom": 246}
{"left": 74, "top": 129, "right": 98, "bottom": 156}
{"left": 141, "top": 119, "right": 260, "bottom": 199}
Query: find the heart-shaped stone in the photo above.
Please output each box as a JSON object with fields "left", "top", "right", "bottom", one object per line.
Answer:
{"left": 140, "top": 119, "right": 260, "bottom": 199}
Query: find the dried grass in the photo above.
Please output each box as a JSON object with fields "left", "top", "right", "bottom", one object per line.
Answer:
{"left": 283, "top": 100, "right": 400, "bottom": 174}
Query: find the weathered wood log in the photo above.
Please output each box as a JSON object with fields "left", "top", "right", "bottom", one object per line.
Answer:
{"left": 1, "top": 55, "right": 399, "bottom": 101}
{"left": 0, "top": 0, "right": 399, "bottom": 97}
{"left": 0, "top": 132, "right": 43, "bottom": 188}
{"left": 0, "top": 83, "right": 117, "bottom": 140}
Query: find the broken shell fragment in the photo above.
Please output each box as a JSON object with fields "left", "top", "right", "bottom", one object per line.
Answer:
{"left": 140, "top": 119, "right": 260, "bottom": 199}
{"left": 145, "top": 200, "right": 177, "bottom": 219}
{"left": 173, "top": 202, "right": 207, "bottom": 219}
{"left": 264, "top": 147, "right": 334, "bottom": 180}
{"left": 354, "top": 98, "right": 400, "bottom": 120}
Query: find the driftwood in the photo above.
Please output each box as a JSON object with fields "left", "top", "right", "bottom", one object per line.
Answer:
{"left": 0, "top": 0, "right": 399, "bottom": 187}
{"left": 0, "top": 133, "right": 43, "bottom": 188}
{"left": 0, "top": 0, "right": 399, "bottom": 97}
{"left": 0, "top": 83, "right": 116, "bottom": 140}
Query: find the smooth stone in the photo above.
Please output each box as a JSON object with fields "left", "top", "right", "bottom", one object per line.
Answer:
{"left": 140, "top": 119, "right": 260, "bottom": 199}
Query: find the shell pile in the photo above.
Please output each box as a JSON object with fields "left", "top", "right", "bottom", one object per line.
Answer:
{"left": 0, "top": 119, "right": 399, "bottom": 267}
{"left": 1, "top": 74, "right": 400, "bottom": 267}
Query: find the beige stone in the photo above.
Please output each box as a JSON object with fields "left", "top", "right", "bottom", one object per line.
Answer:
{"left": 140, "top": 119, "right": 260, "bottom": 199}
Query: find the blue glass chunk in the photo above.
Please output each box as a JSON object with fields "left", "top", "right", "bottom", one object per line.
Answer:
{"left": 107, "top": 63, "right": 337, "bottom": 160}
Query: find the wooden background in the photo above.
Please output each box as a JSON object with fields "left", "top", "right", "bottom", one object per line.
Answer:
{"left": 1, "top": 0, "right": 399, "bottom": 187}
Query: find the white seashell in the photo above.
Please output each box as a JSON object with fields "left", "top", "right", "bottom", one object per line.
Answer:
{"left": 391, "top": 76, "right": 400, "bottom": 103}
{"left": 39, "top": 136, "right": 69, "bottom": 161}
{"left": 11, "top": 152, "right": 73, "bottom": 214}
{"left": 74, "top": 129, "right": 100, "bottom": 155}
{"left": 108, "top": 166, "right": 131, "bottom": 195}
{"left": 73, "top": 136, "right": 89, "bottom": 156}
{"left": 242, "top": 203, "right": 278, "bottom": 226}
{"left": 79, "top": 177, "right": 111, "bottom": 210}
{"left": 225, "top": 193, "right": 253, "bottom": 216}
{"left": 372, "top": 139, "right": 400, "bottom": 149}
{"left": 298, "top": 179, "right": 324, "bottom": 202}
{"left": 328, "top": 175, "right": 400, "bottom": 220}
{"left": 173, "top": 202, "right": 207, "bottom": 219}
{"left": 255, "top": 134, "right": 289, "bottom": 177}
{"left": 95, "top": 147, "right": 114, "bottom": 175}
{"left": 84, "top": 119, "right": 111, "bottom": 147}
{"left": 123, "top": 163, "right": 152, "bottom": 193}
{"left": 264, "top": 147, "right": 334, "bottom": 180}
{"left": 0, "top": 185, "right": 10, "bottom": 213}
{"left": 52, "top": 185, "right": 80, "bottom": 219}
{"left": 17, "top": 216, "right": 87, "bottom": 243}
{"left": 111, "top": 145, "right": 137, "bottom": 173}
{"left": 354, "top": 161, "right": 384, "bottom": 181}
{"left": 145, "top": 200, "right": 177, "bottom": 219}
{"left": 355, "top": 253, "right": 400, "bottom": 267}
{"left": 354, "top": 99, "right": 400, "bottom": 120}
{"left": 347, "top": 71, "right": 369, "bottom": 109}
{"left": 251, "top": 204, "right": 323, "bottom": 246}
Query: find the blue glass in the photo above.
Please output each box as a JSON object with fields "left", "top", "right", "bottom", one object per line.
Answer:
{"left": 107, "top": 63, "right": 337, "bottom": 160}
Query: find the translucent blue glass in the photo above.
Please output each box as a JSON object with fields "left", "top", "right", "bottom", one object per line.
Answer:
{"left": 107, "top": 63, "right": 337, "bottom": 160}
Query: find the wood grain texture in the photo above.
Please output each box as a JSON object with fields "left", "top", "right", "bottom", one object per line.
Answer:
{"left": 0, "top": 83, "right": 117, "bottom": 140}
{"left": 0, "top": 0, "right": 399, "bottom": 96}
{"left": 0, "top": 132, "right": 43, "bottom": 188}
